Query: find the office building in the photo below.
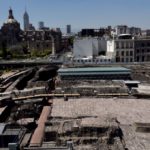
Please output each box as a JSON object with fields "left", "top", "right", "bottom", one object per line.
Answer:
{"left": 38, "top": 21, "right": 44, "bottom": 30}
{"left": 66, "top": 25, "right": 71, "bottom": 34}
{"left": 23, "top": 10, "right": 29, "bottom": 31}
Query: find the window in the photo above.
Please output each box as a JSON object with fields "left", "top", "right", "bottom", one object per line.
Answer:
{"left": 130, "top": 51, "right": 133, "bottom": 56}
{"left": 148, "top": 43, "right": 150, "bottom": 47}
{"left": 130, "top": 42, "right": 133, "bottom": 48}
{"left": 142, "top": 56, "right": 145, "bottom": 62}
{"left": 116, "top": 51, "right": 119, "bottom": 56}
{"left": 116, "top": 42, "right": 119, "bottom": 49}
{"left": 121, "top": 58, "right": 124, "bottom": 62}
{"left": 141, "top": 43, "right": 145, "bottom": 47}
{"left": 126, "top": 51, "right": 129, "bottom": 56}
{"left": 142, "top": 49, "right": 144, "bottom": 53}
{"left": 37, "top": 44, "right": 40, "bottom": 48}
{"left": 121, "top": 51, "right": 124, "bottom": 56}
{"left": 121, "top": 42, "right": 125, "bottom": 49}
{"left": 116, "top": 57, "right": 120, "bottom": 62}
{"left": 126, "top": 42, "right": 129, "bottom": 48}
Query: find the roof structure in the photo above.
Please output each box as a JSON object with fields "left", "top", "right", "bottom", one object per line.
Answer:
{"left": 58, "top": 67, "right": 131, "bottom": 73}
{"left": 58, "top": 67, "right": 131, "bottom": 80}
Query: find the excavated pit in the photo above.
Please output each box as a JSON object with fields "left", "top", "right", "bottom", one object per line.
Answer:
{"left": 15, "top": 68, "right": 37, "bottom": 90}
{"left": 44, "top": 117, "right": 127, "bottom": 150}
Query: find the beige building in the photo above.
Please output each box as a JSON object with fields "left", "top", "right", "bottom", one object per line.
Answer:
{"left": 21, "top": 29, "right": 62, "bottom": 53}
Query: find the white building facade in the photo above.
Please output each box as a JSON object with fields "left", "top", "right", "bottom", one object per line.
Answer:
{"left": 73, "top": 37, "right": 99, "bottom": 58}
{"left": 72, "top": 37, "right": 114, "bottom": 64}
{"left": 107, "top": 35, "right": 135, "bottom": 63}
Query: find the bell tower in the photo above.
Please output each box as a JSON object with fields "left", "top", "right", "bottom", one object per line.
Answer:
{"left": 8, "top": 7, "right": 14, "bottom": 19}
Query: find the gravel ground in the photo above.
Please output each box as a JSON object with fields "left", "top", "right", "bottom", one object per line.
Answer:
{"left": 51, "top": 98, "right": 150, "bottom": 150}
{"left": 52, "top": 98, "right": 150, "bottom": 125}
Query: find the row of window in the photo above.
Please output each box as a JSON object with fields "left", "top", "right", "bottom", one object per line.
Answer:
{"left": 73, "top": 59, "right": 111, "bottom": 63}
{"left": 136, "top": 49, "right": 150, "bottom": 53}
{"left": 116, "top": 42, "right": 150, "bottom": 49}
{"left": 116, "top": 57, "right": 133, "bottom": 62}
{"left": 116, "top": 51, "right": 133, "bottom": 56}
{"left": 116, "top": 41, "right": 134, "bottom": 49}
{"left": 135, "top": 42, "right": 150, "bottom": 47}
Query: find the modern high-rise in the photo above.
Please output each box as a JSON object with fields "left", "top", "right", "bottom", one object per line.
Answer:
{"left": 23, "top": 10, "right": 29, "bottom": 31}
{"left": 66, "top": 25, "right": 71, "bottom": 34}
{"left": 38, "top": 21, "right": 44, "bottom": 29}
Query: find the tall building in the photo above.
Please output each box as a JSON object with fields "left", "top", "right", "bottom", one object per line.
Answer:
{"left": 23, "top": 10, "right": 29, "bottom": 31}
{"left": 28, "top": 24, "right": 35, "bottom": 31}
{"left": 66, "top": 25, "right": 71, "bottom": 34}
{"left": 38, "top": 21, "right": 44, "bottom": 29}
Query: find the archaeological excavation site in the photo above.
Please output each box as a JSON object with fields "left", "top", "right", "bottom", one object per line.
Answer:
{"left": 0, "top": 64, "right": 150, "bottom": 150}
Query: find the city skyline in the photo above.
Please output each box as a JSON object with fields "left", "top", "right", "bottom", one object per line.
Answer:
{"left": 0, "top": 0, "right": 150, "bottom": 32}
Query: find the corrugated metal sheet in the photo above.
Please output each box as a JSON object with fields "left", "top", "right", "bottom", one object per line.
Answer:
{"left": 59, "top": 72, "right": 131, "bottom": 76}
{"left": 58, "top": 67, "right": 131, "bottom": 73}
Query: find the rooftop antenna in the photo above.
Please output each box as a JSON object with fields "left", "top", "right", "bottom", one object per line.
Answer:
{"left": 25, "top": 6, "right": 27, "bottom": 12}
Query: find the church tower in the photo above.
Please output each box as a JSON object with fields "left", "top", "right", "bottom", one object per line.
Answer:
{"left": 8, "top": 7, "right": 14, "bottom": 19}
{"left": 23, "top": 9, "right": 29, "bottom": 31}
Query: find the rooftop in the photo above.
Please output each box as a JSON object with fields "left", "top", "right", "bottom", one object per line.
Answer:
{"left": 58, "top": 67, "right": 131, "bottom": 73}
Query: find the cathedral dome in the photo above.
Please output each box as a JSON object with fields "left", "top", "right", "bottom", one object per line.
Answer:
{"left": 5, "top": 8, "right": 18, "bottom": 24}
{"left": 5, "top": 18, "right": 18, "bottom": 24}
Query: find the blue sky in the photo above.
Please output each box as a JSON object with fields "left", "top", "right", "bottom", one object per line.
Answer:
{"left": 0, "top": 0, "right": 150, "bottom": 32}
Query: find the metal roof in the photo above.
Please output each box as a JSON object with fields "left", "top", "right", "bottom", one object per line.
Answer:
{"left": 59, "top": 72, "right": 130, "bottom": 76}
{"left": 58, "top": 67, "right": 131, "bottom": 73}
{"left": 124, "top": 81, "right": 140, "bottom": 84}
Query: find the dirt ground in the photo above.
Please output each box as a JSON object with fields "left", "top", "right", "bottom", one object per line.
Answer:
{"left": 51, "top": 98, "right": 150, "bottom": 150}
